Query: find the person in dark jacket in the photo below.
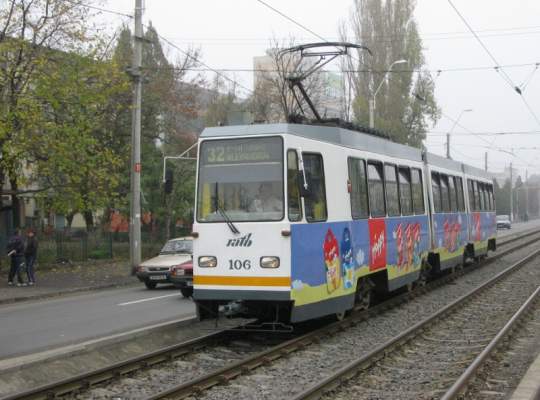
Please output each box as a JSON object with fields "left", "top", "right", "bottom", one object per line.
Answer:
{"left": 7, "top": 229, "right": 25, "bottom": 286}
{"left": 24, "top": 229, "right": 38, "bottom": 285}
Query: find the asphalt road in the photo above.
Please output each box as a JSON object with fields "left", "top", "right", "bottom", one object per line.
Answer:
{"left": 0, "top": 219, "right": 538, "bottom": 361}
{"left": 0, "top": 285, "right": 196, "bottom": 360}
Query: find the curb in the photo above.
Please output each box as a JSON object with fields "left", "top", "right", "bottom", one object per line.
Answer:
{"left": 0, "top": 280, "right": 140, "bottom": 306}
{"left": 0, "top": 315, "right": 197, "bottom": 374}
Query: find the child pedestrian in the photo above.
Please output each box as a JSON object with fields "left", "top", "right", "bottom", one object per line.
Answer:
{"left": 7, "top": 229, "right": 25, "bottom": 287}
{"left": 25, "top": 229, "right": 38, "bottom": 285}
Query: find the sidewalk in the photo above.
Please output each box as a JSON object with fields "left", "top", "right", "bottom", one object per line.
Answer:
{"left": 0, "top": 259, "right": 138, "bottom": 305}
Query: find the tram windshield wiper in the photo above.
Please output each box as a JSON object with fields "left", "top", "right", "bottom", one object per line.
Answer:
{"left": 217, "top": 204, "right": 240, "bottom": 235}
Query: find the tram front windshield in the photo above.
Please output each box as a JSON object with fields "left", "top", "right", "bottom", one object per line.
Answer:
{"left": 197, "top": 137, "right": 284, "bottom": 222}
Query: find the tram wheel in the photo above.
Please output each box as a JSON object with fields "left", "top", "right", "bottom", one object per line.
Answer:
{"left": 196, "top": 301, "right": 219, "bottom": 321}
{"left": 334, "top": 310, "right": 346, "bottom": 321}
{"left": 354, "top": 278, "right": 372, "bottom": 311}
{"left": 417, "top": 262, "right": 431, "bottom": 287}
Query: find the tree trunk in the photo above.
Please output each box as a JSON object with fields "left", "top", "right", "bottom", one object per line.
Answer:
{"left": 164, "top": 194, "right": 173, "bottom": 240}
{"left": 9, "top": 177, "right": 21, "bottom": 228}
{"left": 66, "top": 212, "right": 76, "bottom": 231}
{"left": 83, "top": 210, "right": 94, "bottom": 231}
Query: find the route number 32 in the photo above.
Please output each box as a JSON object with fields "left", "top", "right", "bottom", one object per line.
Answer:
{"left": 229, "top": 259, "right": 251, "bottom": 270}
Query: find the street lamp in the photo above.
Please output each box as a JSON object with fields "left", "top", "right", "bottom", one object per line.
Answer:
{"left": 369, "top": 59, "right": 407, "bottom": 129}
{"left": 446, "top": 108, "right": 472, "bottom": 159}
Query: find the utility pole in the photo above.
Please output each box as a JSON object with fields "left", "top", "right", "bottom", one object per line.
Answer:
{"left": 484, "top": 152, "right": 488, "bottom": 171}
{"left": 525, "top": 169, "right": 529, "bottom": 219}
{"left": 509, "top": 162, "right": 513, "bottom": 222}
{"left": 129, "top": 0, "right": 143, "bottom": 271}
{"left": 369, "top": 99, "right": 375, "bottom": 129}
{"left": 446, "top": 133, "right": 451, "bottom": 159}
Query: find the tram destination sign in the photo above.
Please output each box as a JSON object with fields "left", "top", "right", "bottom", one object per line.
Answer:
{"left": 201, "top": 137, "right": 282, "bottom": 165}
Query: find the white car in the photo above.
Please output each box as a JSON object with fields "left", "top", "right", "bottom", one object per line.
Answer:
{"left": 496, "top": 215, "right": 511, "bottom": 230}
{"left": 135, "top": 237, "right": 193, "bottom": 289}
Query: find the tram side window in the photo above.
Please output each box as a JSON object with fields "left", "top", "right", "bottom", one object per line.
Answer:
{"left": 479, "top": 183, "right": 486, "bottom": 211}
{"left": 432, "top": 172, "right": 442, "bottom": 213}
{"left": 385, "top": 164, "right": 400, "bottom": 216}
{"left": 440, "top": 174, "right": 450, "bottom": 212}
{"left": 456, "top": 177, "right": 465, "bottom": 212}
{"left": 474, "top": 181, "right": 482, "bottom": 211}
{"left": 485, "top": 184, "right": 491, "bottom": 210}
{"left": 448, "top": 176, "right": 457, "bottom": 212}
{"left": 348, "top": 158, "right": 369, "bottom": 219}
{"left": 482, "top": 183, "right": 488, "bottom": 211}
{"left": 488, "top": 184, "right": 495, "bottom": 211}
{"left": 368, "top": 162, "right": 386, "bottom": 217}
{"left": 398, "top": 167, "right": 413, "bottom": 215}
{"left": 468, "top": 179, "right": 475, "bottom": 211}
{"left": 412, "top": 168, "right": 425, "bottom": 214}
{"left": 287, "top": 150, "right": 302, "bottom": 222}
{"left": 303, "top": 153, "right": 327, "bottom": 222}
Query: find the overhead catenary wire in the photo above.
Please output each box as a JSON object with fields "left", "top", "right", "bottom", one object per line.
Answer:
{"left": 428, "top": 130, "right": 540, "bottom": 136}
{"left": 254, "top": 0, "right": 329, "bottom": 43}
{"left": 139, "top": 61, "right": 540, "bottom": 75}
{"left": 167, "top": 28, "right": 540, "bottom": 45}
{"left": 448, "top": 0, "right": 540, "bottom": 128}
{"left": 150, "top": 30, "right": 254, "bottom": 96}
{"left": 64, "top": 0, "right": 133, "bottom": 18}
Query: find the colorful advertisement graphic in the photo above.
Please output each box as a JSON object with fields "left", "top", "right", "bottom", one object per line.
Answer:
{"left": 290, "top": 216, "right": 429, "bottom": 307}
{"left": 394, "top": 222, "right": 421, "bottom": 270}
{"left": 341, "top": 228, "right": 354, "bottom": 289}
{"left": 323, "top": 229, "right": 341, "bottom": 293}
{"left": 443, "top": 217, "right": 462, "bottom": 253}
{"left": 369, "top": 218, "right": 387, "bottom": 271}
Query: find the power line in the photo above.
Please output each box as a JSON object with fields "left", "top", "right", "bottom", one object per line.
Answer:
{"left": 254, "top": 0, "right": 328, "bottom": 43}
{"left": 253, "top": 0, "right": 367, "bottom": 68}
{"left": 140, "top": 61, "right": 540, "bottom": 75}
{"left": 439, "top": 111, "right": 513, "bottom": 155}
{"left": 151, "top": 31, "right": 254, "bottom": 96}
{"left": 448, "top": 0, "right": 540, "bottom": 128}
{"left": 428, "top": 129, "right": 540, "bottom": 136}
{"left": 65, "top": 0, "right": 133, "bottom": 18}
{"left": 167, "top": 29, "right": 540, "bottom": 45}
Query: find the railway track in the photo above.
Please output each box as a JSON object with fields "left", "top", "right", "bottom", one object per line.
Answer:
{"left": 4, "top": 228, "right": 540, "bottom": 400}
{"left": 293, "top": 249, "right": 540, "bottom": 400}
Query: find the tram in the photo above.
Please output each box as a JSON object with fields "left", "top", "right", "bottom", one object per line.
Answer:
{"left": 191, "top": 123, "right": 496, "bottom": 323}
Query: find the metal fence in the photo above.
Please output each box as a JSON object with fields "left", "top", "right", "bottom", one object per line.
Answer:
{"left": 3, "top": 227, "right": 191, "bottom": 266}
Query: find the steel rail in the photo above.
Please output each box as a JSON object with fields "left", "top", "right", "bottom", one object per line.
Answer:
{"left": 145, "top": 233, "right": 540, "bottom": 400}
{"left": 1, "top": 329, "right": 232, "bottom": 400}
{"left": 441, "top": 285, "right": 540, "bottom": 400}
{"left": 497, "top": 227, "right": 540, "bottom": 247}
{"left": 4, "top": 228, "right": 540, "bottom": 400}
{"left": 291, "top": 248, "right": 540, "bottom": 400}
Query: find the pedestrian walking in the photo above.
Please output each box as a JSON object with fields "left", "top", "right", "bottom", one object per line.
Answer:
{"left": 24, "top": 229, "right": 38, "bottom": 285}
{"left": 7, "top": 229, "right": 26, "bottom": 287}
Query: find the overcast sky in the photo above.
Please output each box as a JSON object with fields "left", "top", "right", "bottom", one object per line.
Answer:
{"left": 103, "top": 0, "right": 540, "bottom": 179}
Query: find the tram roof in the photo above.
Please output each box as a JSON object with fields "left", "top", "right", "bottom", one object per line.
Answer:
{"left": 201, "top": 123, "right": 423, "bottom": 163}
{"left": 200, "top": 123, "right": 494, "bottom": 181}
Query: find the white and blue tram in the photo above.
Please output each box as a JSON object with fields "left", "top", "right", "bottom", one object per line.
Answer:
{"left": 192, "top": 123, "right": 496, "bottom": 322}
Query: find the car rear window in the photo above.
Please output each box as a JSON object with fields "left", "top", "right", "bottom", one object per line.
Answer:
{"left": 161, "top": 240, "right": 193, "bottom": 254}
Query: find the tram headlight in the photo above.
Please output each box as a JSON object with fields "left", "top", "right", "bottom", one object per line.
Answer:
{"left": 198, "top": 256, "right": 217, "bottom": 268}
{"left": 260, "top": 256, "right": 280, "bottom": 269}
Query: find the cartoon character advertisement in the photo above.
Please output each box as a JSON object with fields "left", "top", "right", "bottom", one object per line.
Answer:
{"left": 433, "top": 213, "right": 467, "bottom": 260}
{"left": 394, "top": 221, "right": 422, "bottom": 271}
{"left": 290, "top": 216, "right": 428, "bottom": 306}
{"left": 469, "top": 212, "right": 496, "bottom": 245}
{"left": 323, "top": 229, "right": 341, "bottom": 293}
{"left": 341, "top": 228, "right": 354, "bottom": 289}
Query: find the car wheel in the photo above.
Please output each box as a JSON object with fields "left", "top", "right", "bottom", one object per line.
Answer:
{"left": 144, "top": 281, "right": 157, "bottom": 290}
{"left": 180, "top": 287, "right": 193, "bottom": 298}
